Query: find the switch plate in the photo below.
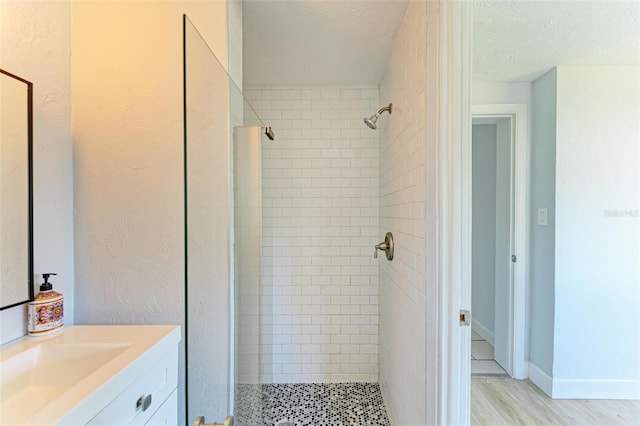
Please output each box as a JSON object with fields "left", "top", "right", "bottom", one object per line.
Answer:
{"left": 537, "top": 208, "right": 548, "bottom": 226}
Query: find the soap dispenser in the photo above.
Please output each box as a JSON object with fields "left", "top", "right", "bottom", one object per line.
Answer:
{"left": 28, "top": 273, "right": 64, "bottom": 336}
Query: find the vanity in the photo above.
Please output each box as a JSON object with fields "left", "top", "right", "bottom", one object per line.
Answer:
{"left": 0, "top": 325, "right": 180, "bottom": 425}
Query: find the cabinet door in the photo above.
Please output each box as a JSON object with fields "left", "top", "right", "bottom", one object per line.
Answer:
{"left": 87, "top": 349, "right": 178, "bottom": 425}
{"left": 145, "top": 390, "right": 177, "bottom": 426}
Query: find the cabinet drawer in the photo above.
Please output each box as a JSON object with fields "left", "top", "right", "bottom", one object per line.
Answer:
{"left": 87, "top": 348, "right": 178, "bottom": 425}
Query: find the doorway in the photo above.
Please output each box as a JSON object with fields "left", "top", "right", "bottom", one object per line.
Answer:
{"left": 471, "top": 105, "right": 529, "bottom": 380}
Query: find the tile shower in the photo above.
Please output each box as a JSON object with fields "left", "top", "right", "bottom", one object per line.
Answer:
{"left": 234, "top": 2, "right": 430, "bottom": 424}
{"left": 242, "top": 85, "right": 381, "bottom": 384}
{"left": 233, "top": 85, "right": 392, "bottom": 424}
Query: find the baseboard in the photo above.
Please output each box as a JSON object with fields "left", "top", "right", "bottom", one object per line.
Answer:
{"left": 471, "top": 319, "right": 494, "bottom": 346}
{"left": 552, "top": 378, "right": 640, "bottom": 400}
{"left": 528, "top": 362, "right": 640, "bottom": 399}
{"left": 528, "top": 362, "right": 553, "bottom": 397}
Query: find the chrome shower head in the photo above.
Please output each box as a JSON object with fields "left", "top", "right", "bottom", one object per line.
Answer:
{"left": 364, "top": 115, "right": 378, "bottom": 129}
{"left": 363, "top": 103, "right": 392, "bottom": 130}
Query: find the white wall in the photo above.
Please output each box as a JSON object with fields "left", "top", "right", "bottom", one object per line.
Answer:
{"left": 379, "top": 1, "right": 428, "bottom": 423}
{"left": 228, "top": 0, "right": 243, "bottom": 91}
{"left": 552, "top": 65, "right": 640, "bottom": 398}
{"left": 0, "top": 0, "right": 74, "bottom": 345}
{"left": 244, "top": 84, "right": 380, "bottom": 383}
{"left": 528, "top": 65, "right": 640, "bottom": 398}
{"left": 471, "top": 124, "right": 497, "bottom": 340}
{"left": 71, "top": 2, "right": 230, "bottom": 423}
{"left": 473, "top": 82, "right": 531, "bottom": 106}
{"left": 234, "top": 127, "right": 262, "bottom": 385}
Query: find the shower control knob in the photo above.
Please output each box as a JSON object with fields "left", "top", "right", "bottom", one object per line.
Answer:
{"left": 374, "top": 232, "right": 394, "bottom": 261}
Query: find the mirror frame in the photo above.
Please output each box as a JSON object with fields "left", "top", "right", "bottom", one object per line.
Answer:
{"left": 0, "top": 68, "right": 34, "bottom": 310}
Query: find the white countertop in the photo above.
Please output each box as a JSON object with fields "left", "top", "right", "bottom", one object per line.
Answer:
{"left": 0, "top": 325, "right": 181, "bottom": 425}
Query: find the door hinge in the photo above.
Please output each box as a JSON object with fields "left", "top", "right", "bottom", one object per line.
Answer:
{"left": 459, "top": 310, "right": 471, "bottom": 326}
{"left": 511, "top": 254, "right": 517, "bottom": 263}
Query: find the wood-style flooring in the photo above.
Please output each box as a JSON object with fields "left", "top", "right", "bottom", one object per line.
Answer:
{"left": 472, "top": 378, "right": 640, "bottom": 425}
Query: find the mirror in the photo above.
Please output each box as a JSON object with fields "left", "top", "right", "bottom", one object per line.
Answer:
{"left": 0, "top": 69, "right": 33, "bottom": 310}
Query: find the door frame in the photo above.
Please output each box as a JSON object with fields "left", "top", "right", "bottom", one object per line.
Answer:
{"left": 426, "top": 1, "right": 472, "bottom": 425}
{"left": 471, "top": 105, "right": 530, "bottom": 380}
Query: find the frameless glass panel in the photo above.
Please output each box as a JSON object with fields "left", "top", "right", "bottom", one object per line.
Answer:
{"left": 184, "top": 14, "right": 268, "bottom": 425}
{"left": 184, "top": 15, "right": 231, "bottom": 423}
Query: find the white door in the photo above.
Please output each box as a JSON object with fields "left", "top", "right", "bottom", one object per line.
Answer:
{"left": 470, "top": 116, "right": 513, "bottom": 376}
{"left": 471, "top": 105, "right": 530, "bottom": 381}
{"left": 493, "top": 116, "right": 513, "bottom": 374}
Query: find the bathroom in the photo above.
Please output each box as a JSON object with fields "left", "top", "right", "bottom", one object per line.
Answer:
{"left": 1, "top": 0, "right": 434, "bottom": 424}
{"left": 0, "top": 1, "right": 640, "bottom": 424}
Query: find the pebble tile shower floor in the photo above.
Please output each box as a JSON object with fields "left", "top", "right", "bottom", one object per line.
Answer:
{"left": 234, "top": 383, "right": 391, "bottom": 426}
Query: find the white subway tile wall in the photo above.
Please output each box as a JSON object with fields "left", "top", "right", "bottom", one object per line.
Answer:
{"left": 244, "top": 85, "right": 380, "bottom": 383}
{"left": 378, "top": 2, "right": 428, "bottom": 425}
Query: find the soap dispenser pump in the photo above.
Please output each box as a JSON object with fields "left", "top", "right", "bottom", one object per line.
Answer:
{"left": 28, "top": 273, "right": 64, "bottom": 336}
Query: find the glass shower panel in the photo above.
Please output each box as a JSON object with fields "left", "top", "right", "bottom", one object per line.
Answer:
{"left": 185, "top": 14, "right": 268, "bottom": 425}
{"left": 184, "top": 15, "right": 232, "bottom": 423}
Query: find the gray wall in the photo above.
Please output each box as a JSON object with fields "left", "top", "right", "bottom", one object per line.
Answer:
{"left": 529, "top": 68, "right": 557, "bottom": 375}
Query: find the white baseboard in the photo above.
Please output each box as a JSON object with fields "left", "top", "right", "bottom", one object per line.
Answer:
{"left": 528, "top": 362, "right": 640, "bottom": 399}
{"left": 471, "top": 319, "right": 494, "bottom": 346}
{"left": 552, "top": 378, "right": 640, "bottom": 400}
{"left": 528, "top": 362, "right": 553, "bottom": 397}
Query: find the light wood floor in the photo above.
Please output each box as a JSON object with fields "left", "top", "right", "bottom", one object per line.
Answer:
{"left": 472, "top": 379, "right": 640, "bottom": 425}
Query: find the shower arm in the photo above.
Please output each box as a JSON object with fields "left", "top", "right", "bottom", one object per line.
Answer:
{"left": 376, "top": 104, "right": 392, "bottom": 116}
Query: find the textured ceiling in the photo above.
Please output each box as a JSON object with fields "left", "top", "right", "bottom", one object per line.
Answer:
{"left": 243, "top": 0, "right": 409, "bottom": 86}
{"left": 243, "top": 1, "right": 640, "bottom": 86}
{"left": 473, "top": 1, "right": 640, "bottom": 82}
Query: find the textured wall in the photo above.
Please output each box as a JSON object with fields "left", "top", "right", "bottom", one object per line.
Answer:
{"left": 378, "top": 1, "right": 428, "bottom": 424}
{"left": 244, "top": 85, "right": 380, "bottom": 383}
{"left": 0, "top": 0, "right": 74, "bottom": 344}
{"left": 71, "top": 3, "right": 229, "bottom": 423}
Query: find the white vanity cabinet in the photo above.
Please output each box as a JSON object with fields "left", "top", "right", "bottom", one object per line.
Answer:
{"left": 0, "top": 325, "right": 181, "bottom": 426}
{"left": 85, "top": 344, "right": 178, "bottom": 425}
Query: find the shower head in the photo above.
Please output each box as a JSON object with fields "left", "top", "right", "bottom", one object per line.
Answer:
{"left": 363, "top": 103, "right": 392, "bottom": 130}
{"left": 364, "top": 115, "right": 378, "bottom": 129}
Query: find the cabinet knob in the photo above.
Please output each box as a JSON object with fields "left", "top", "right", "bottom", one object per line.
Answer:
{"left": 136, "top": 394, "right": 152, "bottom": 412}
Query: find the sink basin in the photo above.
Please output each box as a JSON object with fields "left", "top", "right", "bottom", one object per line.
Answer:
{"left": 0, "top": 325, "right": 179, "bottom": 425}
{"left": 1, "top": 343, "right": 130, "bottom": 424}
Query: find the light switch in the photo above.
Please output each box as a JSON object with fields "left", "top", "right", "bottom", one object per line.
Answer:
{"left": 537, "top": 208, "right": 548, "bottom": 226}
